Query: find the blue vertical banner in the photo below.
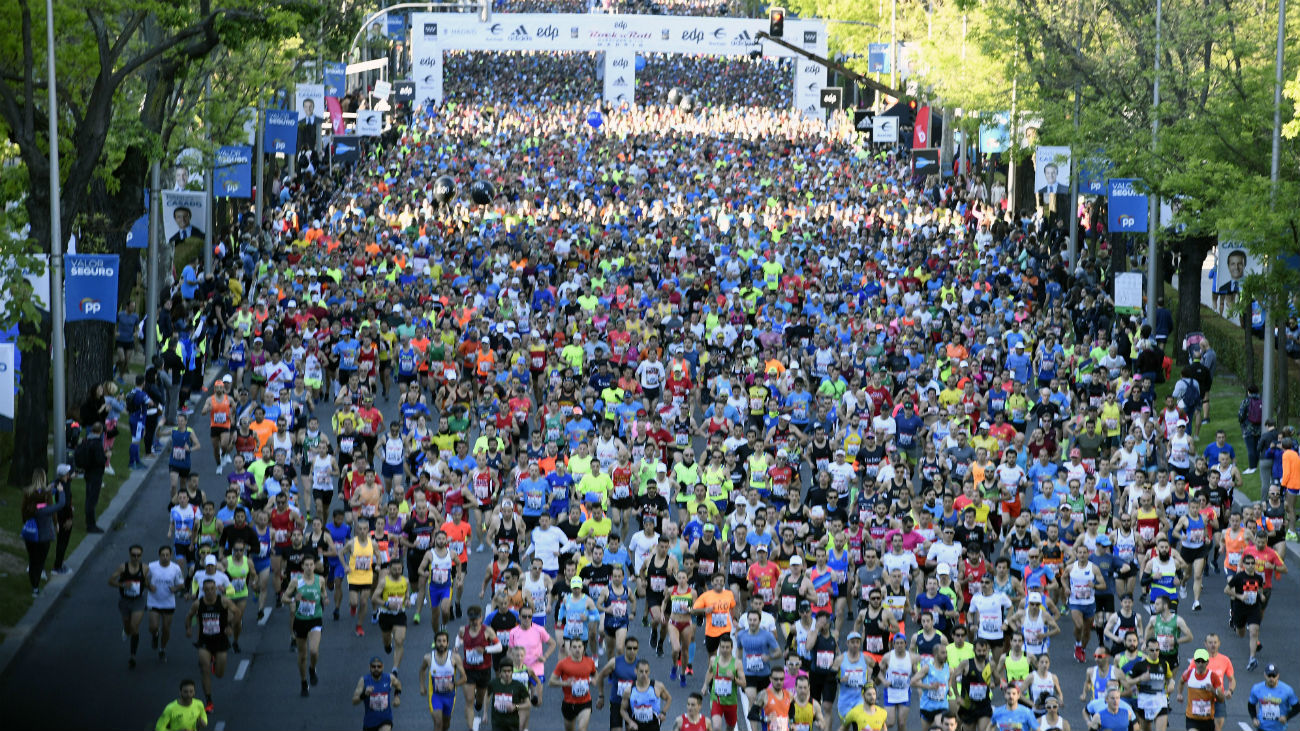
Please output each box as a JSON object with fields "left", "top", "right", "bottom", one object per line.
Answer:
{"left": 65, "top": 254, "right": 119, "bottom": 323}
{"left": 1077, "top": 155, "right": 1110, "bottom": 195}
{"left": 1107, "top": 178, "right": 1149, "bottom": 232}
{"left": 386, "top": 13, "right": 405, "bottom": 39}
{"left": 324, "top": 61, "right": 346, "bottom": 98}
{"left": 978, "top": 111, "right": 1010, "bottom": 154}
{"left": 213, "top": 145, "right": 253, "bottom": 198}
{"left": 867, "top": 43, "right": 890, "bottom": 74}
{"left": 264, "top": 109, "right": 298, "bottom": 157}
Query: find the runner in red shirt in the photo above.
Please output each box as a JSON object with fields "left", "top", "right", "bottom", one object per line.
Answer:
{"left": 551, "top": 638, "right": 597, "bottom": 731}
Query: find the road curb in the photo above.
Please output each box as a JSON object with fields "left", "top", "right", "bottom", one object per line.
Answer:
{"left": 0, "top": 365, "right": 222, "bottom": 676}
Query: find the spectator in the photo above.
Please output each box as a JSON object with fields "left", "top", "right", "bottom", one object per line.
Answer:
{"left": 20, "top": 466, "right": 68, "bottom": 597}
{"left": 75, "top": 421, "right": 109, "bottom": 534}
{"left": 1237, "top": 385, "right": 1263, "bottom": 475}
{"left": 115, "top": 299, "right": 140, "bottom": 380}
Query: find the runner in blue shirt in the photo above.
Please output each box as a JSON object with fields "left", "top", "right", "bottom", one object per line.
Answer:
{"left": 991, "top": 685, "right": 1039, "bottom": 731}
{"left": 1249, "top": 665, "right": 1300, "bottom": 731}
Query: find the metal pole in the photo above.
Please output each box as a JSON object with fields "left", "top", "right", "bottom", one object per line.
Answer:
{"left": 1263, "top": 0, "right": 1286, "bottom": 421}
{"left": 146, "top": 161, "right": 161, "bottom": 365}
{"left": 1147, "top": 0, "right": 1162, "bottom": 327}
{"left": 203, "top": 77, "right": 213, "bottom": 274}
{"left": 1008, "top": 75, "right": 1018, "bottom": 214}
{"left": 254, "top": 104, "right": 265, "bottom": 247}
{"left": 1067, "top": 0, "right": 1083, "bottom": 266}
{"left": 890, "top": 0, "right": 898, "bottom": 92}
{"left": 46, "top": 0, "right": 66, "bottom": 467}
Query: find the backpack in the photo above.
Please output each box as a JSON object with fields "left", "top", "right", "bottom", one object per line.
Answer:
{"left": 1246, "top": 396, "right": 1263, "bottom": 426}
{"left": 74, "top": 438, "right": 91, "bottom": 471}
{"left": 1178, "top": 377, "right": 1201, "bottom": 413}
{"left": 20, "top": 518, "right": 39, "bottom": 543}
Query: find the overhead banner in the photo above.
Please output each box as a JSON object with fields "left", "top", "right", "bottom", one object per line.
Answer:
{"left": 411, "top": 12, "right": 827, "bottom": 114}
{"left": 213, "top": 145, "right": 253, "bottom": 198}
{"left": 411, "top": 19, "right": 444, "bottom": 109}
{"left": 0, "top": 342, "right": 13, "bottom": 429}
{"left": 603, "top": 50, "right": 636, "bottom": 105}
{"left": 65, "top": 254, "right": 119, "bottom": 323}
{"left": 913, "top": 105, "right": 932, "bottom": 149}
{"left": 1107, "top": 178, "right": 1148, "bottom": 232}
{"left": 160, "top": 190, "right": 208, "bottom": 246}
{"left": 873, "top": 116, "right": 899, "bottom": 143}
{"left": 356, "top": 110, "right": 382, "bottom": 136}
{"left": 867, "top": 42, "right": 890, "bottom": 74}
{"left": 1077, "top": 154, "right": 1110, "bottom": 195}
{"left": 264, "top": 109, "right": 299, "bottom": 157}
{"left": 978, "top": 111, "right": 1009, "bottom": 154}
{"left": 409, "top": 12, "right": 826, "bottom": 56}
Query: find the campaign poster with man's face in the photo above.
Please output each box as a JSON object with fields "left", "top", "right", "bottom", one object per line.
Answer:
{"left": 1216, "top": 242, "right": 1257, "bottom": 289}
{"left": 1034, "top": 146, "right": 1072, "bottom": 195}
{"left": 295, "top": 84, "right": 325, "bottom": 124}
{"left": 160, "top": 189, "right": 208, "bottom": 245}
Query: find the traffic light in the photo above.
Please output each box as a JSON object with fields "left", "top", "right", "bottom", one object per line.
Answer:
{"left": 769, "top": 7, "right": 785, "bottom": 38}
{"left": 907, "top": 98, "right": 918, "bottom": 112}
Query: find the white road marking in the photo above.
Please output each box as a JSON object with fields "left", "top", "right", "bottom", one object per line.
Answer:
{"left": 234, "top": 659, "right": 250, "bottom": 681}
{"left": 1240, "top": 723, "right": 1254, "bottom": 731}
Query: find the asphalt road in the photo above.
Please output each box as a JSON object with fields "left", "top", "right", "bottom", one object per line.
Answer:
{"left": 1, "top": 385, "right": 1297, "bottom": 731}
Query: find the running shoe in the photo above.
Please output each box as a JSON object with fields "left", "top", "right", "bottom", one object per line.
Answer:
{"left": 412, "top": 612, "right": 420, "bottom": 625}
{"left": 301, "top": 682, "right": 310, "bottom": 697}
{"left": 355, "top": 626, "right": 365, "bottom": 637}
{"left": 1074, "top": 646, "right": 1085, "bottom": 663}
{"left": 1248, "top": 657, "right": 1259, "bottom": 671}
{"left": 310, "top": 668, "right": 319, "bottom": 686}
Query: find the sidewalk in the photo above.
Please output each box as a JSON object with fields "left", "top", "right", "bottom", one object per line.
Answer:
{"left": 0, "top": 364, "right": 221, "bottom": 676}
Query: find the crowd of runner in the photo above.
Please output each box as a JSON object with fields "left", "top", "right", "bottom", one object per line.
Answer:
{"left": 66, "top": 8, "right": 1300, "bottom": 731}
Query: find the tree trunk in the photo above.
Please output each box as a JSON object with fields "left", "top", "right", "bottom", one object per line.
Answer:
{"left": 1109, "top": 232, "right": 1127, "bottom": 283}
{"left": 1173, "top": 234, "right": 1213, "bottom": 363}
{"left": 66, "top": 321, "right": 116, "bottom": 411}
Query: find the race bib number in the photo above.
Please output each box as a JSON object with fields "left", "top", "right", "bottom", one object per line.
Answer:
{"left": 493, "top": 692, "right": 514, "bottom": 713}
{"left": 172, "top": 447, "right": 187, "bottom": 462}
{"left": 356, "top": 556, "right": 372, "bottom": 571}
{"left": 124, "top": 581, "right": 141, "bottom": 597}
{"left": 465, "top": 649, "right": 484, "bottom": 665}
{"left": 713, "top": 677, "right": 733, "bottom": 697}
{"left": 415, "top": 535, "right": 431, "bottom": 550}
{"left": 433, "top": 674, "right": 454, "bottom": 693}
{"left": 201, "top": 616, "right": 221, "bottom": 635}
{"left": 369, "top": 691, "right": 390, "bottom": 712}
{"left": 297, "top": 599, "right": 316, "bottom": 616}
{"left": 1191, "top": 700, "right": 1213, "bottom": 717}
{"left": 711, "top": 611, "right": 729, "bottom": 628}
{"left": 617, "top": 680, "right": 633, "bottom": 698}
{"left": 816, "top": 650, "right": 834, "bottom": 670}
{"left": 571, "top": 678, "right": 590, "bottom": 698}
{"left": 745, "top": 654, "right": 765, "bottom": 673}
{"left": 650, "top": 576, "right": 667, "bottom": 592}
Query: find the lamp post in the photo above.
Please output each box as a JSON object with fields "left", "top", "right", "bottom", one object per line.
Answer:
{"left": 1146, "top": 0, "right": 1162, "bottom": 328}
{"left": 1263, "top": 0, "right": 1287, "bottom": 421}
{"left": 46, "top": 0, "right": 67, "bottom": 466}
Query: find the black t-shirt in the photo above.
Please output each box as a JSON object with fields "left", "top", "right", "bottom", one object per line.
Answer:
{"left": 1227, "top": 571, "right": 1264, "bottom": 605}
{"left": 219, "top": 524, "right": 259, "bottom": 555}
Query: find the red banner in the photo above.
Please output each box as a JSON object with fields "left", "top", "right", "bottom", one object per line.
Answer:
{"left": 913, "top": 105, "right": 931, "bottom": 149}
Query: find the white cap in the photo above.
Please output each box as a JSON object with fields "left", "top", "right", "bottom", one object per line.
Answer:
{"left": 204, "top": 555, "right": 218, "bottom": 566}
{"left": 1028, "top": 591, "right": 1043, "bottom": 603}
{"left": 789, "top": 555, "right": 803, "bottom": 565}
{"left": 936, "top": 563, "right": 952, "bottom": 575}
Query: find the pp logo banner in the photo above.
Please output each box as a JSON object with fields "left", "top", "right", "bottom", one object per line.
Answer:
{"left": 65, "top": 254, "right": 119, "bottom": 323}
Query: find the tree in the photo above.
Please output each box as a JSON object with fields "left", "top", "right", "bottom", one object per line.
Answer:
{"left": 0, "top": 0, "right": 314, "bottom": 485}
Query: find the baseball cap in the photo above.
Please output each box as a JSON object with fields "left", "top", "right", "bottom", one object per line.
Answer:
{"left": 584, "top": 493, "right": 602, "bottom": 504}
{"left": 755, "top": 544, "right": 769, "bottom": 552}
{"left": 847, "top": 632, "right": 863, "bottom": 641}
{"left": 1194, "top": 649, "right": 1210, "bottom": 662}
{"left": 1096, "top": 534, "right": 1112, "bottom": 547}
{"left": 222, "top": 374, "right": 233, "bottom": 383}
{"left": 656, "top": 463, "right": 668, "bottom": 473}
{"left": 56, "top": 464, "right": 71, "bottom": 477}
{"left": 204, "top": 555, "right": 218, "bottom": 566}
{"left": 1028, "top": 592, "right": 1043, "bottom": 604}
{"left": 1266, "top": 663, "right": 1279, "bottom": 675}
{"left": 788, "top": 555, "right": 803, "bottom": 565}
{"left": 704, "top": 523, "right": 716, "bottom": 532}
{"left": 936, "top": 563, "right": 952, "bottom": 575}
{"left": 798, "top": 600, "right": 812, "bottom": 612}
{"left": 570, "top": 577, "right": 583, "bottom": 589}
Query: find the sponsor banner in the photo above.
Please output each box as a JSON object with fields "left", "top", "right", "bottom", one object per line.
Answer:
{"left": 603, "top": 50, "right": 636, "bottom": 105}
{"left": 264, "top": 109, "right": 299, "bottom": 157}
{"left": 794, "top": 58, "right": 823, "bottom": 119}
{"left": 0, "top": 342, "right": 13, "bottom": 427}
{"left": 65, "top": 254, "right": 119, "bottom": 323}
{"left": 411, "top": 19, "right": 444, "bottom": 108}
{"left": 1107, "top": 178, "right": 1148, "bottom": 232}
{"left": 912, "top": 148, "right": 939, "bottom": 176}
{"left": 333, "top": 135, "right": 361, "bottom": 164}
{"left": 913, "top": 105, "right": 931, "bottom": 149}
{"left": 394, "top": 80, "right": 415, "bottom": 101}
{"left": 373, "top": 80, "right": 392, "bottom": 99}
{"left": 356, "top": 110, "right": 382, "bottom": 137}
{"left": 408, "top": 12, "right": 827, "bottom": 57}
{"left": 872, "top": 116, "right": 899, "bottom": 143}
{"left": 213, "top": 145, "right": 253, "bottom": 198}
{"left": 160, "top": 190, "right": 209, "bottom": 245}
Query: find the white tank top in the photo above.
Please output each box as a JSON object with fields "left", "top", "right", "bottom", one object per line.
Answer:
{"left": 884, "top": 651, "right": 913, "bottom": 704}
{"left": 312, "top": 454, "right": 334, "bottom": 490}
{"left": 1069, "top": 563, "right": 1097, "bottom": 604}
{"left": 523, "top": 573, "right": 549, "bottom": 615}
{"left": 427, "top": 549, "right": 454, "bottom": 586}
{"left": 384, "top": 435, "right": 404, "bottom": 466}
{"left": 1022, "top": 611, "right": 1049, "bottom": 653}
{"left": 428, "top": 651, "right": 456, "bottom": 695}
